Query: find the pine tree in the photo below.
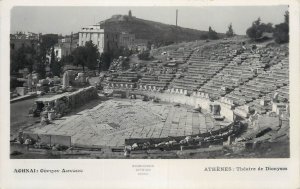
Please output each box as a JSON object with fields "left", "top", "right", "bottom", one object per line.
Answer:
{"left": 226, "top": 23, "right": 234, "bottom": 37}
{"left": 49, "top": 46, "right": 61, "bottom": 76}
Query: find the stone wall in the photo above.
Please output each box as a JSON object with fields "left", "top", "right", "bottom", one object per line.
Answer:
{"left": 128, "top": 90, "right": 235, "bottom": 121}
{"left": 66, "top": 86, "right": 98, "bottom": 109}
{"left": 22, "top": 132, "right": 71, "bottom": 147}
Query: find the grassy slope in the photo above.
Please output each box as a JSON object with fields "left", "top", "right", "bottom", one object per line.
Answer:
{"left": 101, "top": 16, "right": 224, "bottom": 45}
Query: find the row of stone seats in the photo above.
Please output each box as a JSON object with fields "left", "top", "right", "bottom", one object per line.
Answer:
{"left": 173, "top": 44, "right": 240, "bottom": 96}
{"left": 141, "top": 64, "right": 178, "bottom": 75}
{"left": 272, "top": 86, "right": 289, "bottom": 102}
{"left": 198, "top": 51, "right": 259, "bottom": 100}
{"left": 106, "top": 72, "right": 139, "bottom": 89}
{"left": 168, "top": 48, "right": 194, "bottom": 63}
{"left": 138, "top": 73, "right": 175, "bottom": 91}
{"left": 199, "top": 44, "right": 287, "bottom": 102}
{"left": 170, "top": 53, "right": 228, "bottom": 93}
{"left": 243, "top": 47, "right": 289, "bottom": 114}
{"left": 224, "top": 52, "right": 288, "bottom": 106}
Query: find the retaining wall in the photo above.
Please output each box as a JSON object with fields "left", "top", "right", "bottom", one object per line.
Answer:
{"left": 128, "top": 90, "right": 234, "bottom": 121}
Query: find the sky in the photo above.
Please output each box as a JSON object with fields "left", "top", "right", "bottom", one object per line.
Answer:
{"left": 10, "top": 6, "right": 288, "bottom": 35}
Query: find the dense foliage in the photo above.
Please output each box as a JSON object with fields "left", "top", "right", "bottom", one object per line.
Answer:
{"left": 49, "top": 46, "right": 62, "bottom": 76}
{"left": 71, "top": 41, "right": 100, "bottom": 71}
{"left": 10, "top": 33, "right": 60, "bottom": 78}
{"left": 246, "top": 17, "right": 274, "bottom": 40}
{"left": 246, "top": 12, "right": 289, "bottom": 44}
{"left": 226, "top": 23, "right": 235, "bottom": 37}
{"left": 10, "top": 43, "right": 46, "bottom": 78}
{"left": 273, "top": 11, "right": 289, "bottom": 44}
{"left": 207, "top": 26, "right": 219, "bottom": 40}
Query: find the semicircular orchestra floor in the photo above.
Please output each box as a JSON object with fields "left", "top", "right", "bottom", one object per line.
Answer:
{"left": 27, "top": 98, "right": 232, "bottom": 147}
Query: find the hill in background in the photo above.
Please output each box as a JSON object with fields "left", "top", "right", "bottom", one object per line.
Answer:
{"left": 100, "top": 14, "right": 224, "bottom": 47}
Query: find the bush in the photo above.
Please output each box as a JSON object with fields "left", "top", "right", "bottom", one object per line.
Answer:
{"left": 273, "top": 11, "right": 289, "bottom": 44}
{"left": 208, "top": 26, "right": 219, "bottom": 40}
{"left": 246, "top": 17, "right": 274, "bottom": 41}
{"left": 273, "top": 23, "right": 289, "bottom": 44}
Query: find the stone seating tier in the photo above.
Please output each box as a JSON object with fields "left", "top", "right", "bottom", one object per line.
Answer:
{"left": 187, "top": 70, "right": 216, "bottom": 76}
{"left": 173, "top": 78, "right": 202, "bottom": 85}
{"left": 108, "top": 81, "right": 136, "bottom": 85}
{"left": 225, "top": 95, "right": 246, "bottom": 106}
{"left": 200, "top": 85, "right": 220, "bottom": 92}
{"left": 142, "top": 83, "right": 167, "bottom": 88}
{"left": 171, "top": 83, "right": 199, "bottom": 89}
{"left": 238, "top": 87, "right": 261, "bottom": 96}
{"left": 227, "top": 94, "right": 252, "bottom": 104}
{"left": 140, "top": 76, "right": 158, "bottom": 81}
{"left": 240, "top": 85, "right": 262, "bottom": 93}
{"left": 182, "top": 74, "right": 207, "bottom": 79}
{"left": 110, "top": 78, "right": 135, "bottom": 82}
{"left": 198, "top": 89, "right": 221, "bottom": 98}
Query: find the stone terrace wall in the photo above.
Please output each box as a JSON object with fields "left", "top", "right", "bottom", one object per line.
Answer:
{"left": 129, "top": 90, "right": 235, "bottom": 121}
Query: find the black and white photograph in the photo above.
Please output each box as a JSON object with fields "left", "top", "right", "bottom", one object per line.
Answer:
{"left": 1, "top": 0, "right": 300, "bottom": 188}
{"left": 8, "top": 5, "right": 291, "bottom": 159}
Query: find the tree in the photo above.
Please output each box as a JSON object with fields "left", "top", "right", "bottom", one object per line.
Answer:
{"left": 72, "top": 46, "right": 87, "bottom": 71}
{"left": 33, "top": 59, "right": 46, "bottom": 78}
{"left": 284, "top": 11, "right": 289, "bottom": 24}
{"left": 50, "top": 46, "right": 56, "bottom": 67}
{"left": 273, "top": 11, "right": 289, "bottom": 44}
{"left": 71, "top": 41, "right": 99, "bottom": 71}
{"left": 246, "top": 17, "right": 274, "bottom": 40}
{"left": 208, "top": 26, "right": 219, "bottom": 40}
{"left": 99, "top": 52, "right": 112, "bottom": 71}
{"left": 49, "top": 47, "right": 62, "bottom": 76}
{"left": 10, "top": 34, "right": 59, "bottom": 77}
{"left": 10, "top": 44, "right": 36, "bottom": 74}
{"left": 246, "top": 17, "right": 261, "bottom": 39}
{"left": 39, "top": 34, "right": 59, "bottom": 61}
{"left": 60, "top": 54, "right": 73, "bottom": 66}
{"left": 85, "top": 41, "right": 100, "bottom": 70}
{"left": 40, "top": 34, "right": 58, "bottom": 51}
{"left": 226, "top": 23, "right": 234, "bottom": 37}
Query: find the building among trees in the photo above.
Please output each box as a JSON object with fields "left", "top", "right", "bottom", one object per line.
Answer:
{"left": 78, "top": 24, "right": 119, "bottom": 54}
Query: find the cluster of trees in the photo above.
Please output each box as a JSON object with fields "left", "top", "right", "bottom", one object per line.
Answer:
{"left": 98, "top": 48, "right": 133, "bottom": 71}
{"left": 246, "top": 11, "right": 289, "bottom": 43}
{"left": 273, "top": 11, "right": 289, "bottom": 43}
{"left": 11, "top": 34, "right": 111, "bottom": 78}
{"left": 10, "top": 44, "right": 37, "bottom": 74}
{"left": 60, "top": 41, "right": 134, "bottom": 72}
{"left": 10, "top": 34, "right": 59, "bottom": 78}
{"left": 246, "top": 18, "right": 274, "bottom": 39}
{"left": 71, "top": 41, "right": 100, "bottom": 71}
